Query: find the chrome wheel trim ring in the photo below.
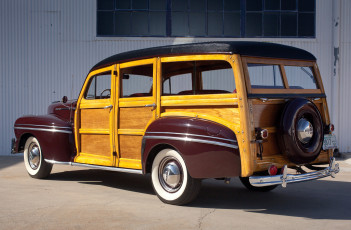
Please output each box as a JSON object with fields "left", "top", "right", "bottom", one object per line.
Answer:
{"left": 297, "top": 118, "right": 314, "bottom": 144}
{"left": 28, "top": 143, "right": 40, "bottom": 170}
{"left": 158, "top": 157, "right": 183, "bottom": 193}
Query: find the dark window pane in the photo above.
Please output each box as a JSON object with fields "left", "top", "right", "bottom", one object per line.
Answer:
{"left": 172, "top": 12, "right": 188, "bottom": 36}
{"left": 224, "top": 0, "right": 241, "bottom": 11}
{"left": 281, "top": 0, "right": 296, "bottom": 10}
{"left": 208, "top": 0, "right": 223, "bottom": 11}
{"left": 298, "top": 13, "right": 315, "bottom": 37}
{"left": 132, "top": 0, "right": 148, "bottom": 9}
{"left": 172, "top": 0, "right": 188, "bottom": 11}
{"left": 224, "top": 12, "right": 240, "bottom": 37}
{"left": 131, "top": 12, "right": 149, "bottom": 35}
{"left": 265, "top": 0, "right": 280, "bottom": 10}
{"left": 116, "top": 0, "right": 131, "bottom": 9}
{"left": 97, "top": 0, "right": 114, "bottom": 10}
{"left": 150, "top": 0, "right": 167, "bottom": 10}
{"left": 246, "top": 0, "right": 263, "bottom": 11}
{"left": 190, "top": 0, "right": 206, "bottom": 11}
{"left": 281, "top": 13, "right": 297, "bottom": 36}
{"left": 246, "top": 13, "right": 262, "bottom": 36}
{"left": 298, "top": 0, "right": 315, "bottom": 12}
{"left": 115, "top": 12, "right": 131, "bottom": 35}
{"left": 264, "top": 13, "right": 280, "bottom": 36}
{"left": 150, "top": 12, "right": 166, "bottom": 36}
{"left": 189, "top": 12, "right": 206, "bottom": 36}
{"left": 208, "top": 12, "right": 223, "bottom": 36}
{"left": 97, "top": 12, "right": 114, "bottom": 35}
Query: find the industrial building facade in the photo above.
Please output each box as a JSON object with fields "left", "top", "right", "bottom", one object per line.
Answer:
{"left": 1, "top": 0, "right": 350, "bottom": 155}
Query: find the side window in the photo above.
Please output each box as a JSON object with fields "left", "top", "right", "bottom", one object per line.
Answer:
{"left": 284, "top": 66, "right": 318, "bottom": 89}
{"left": 120, "top": 64, "right": 153, "bottom": 97}
{"left": 163, "top": 73, "right": 192, "bottom": 95}
{"left": 162, "top": 60, "right": 235, "bottom": 95}
{"left": 247, "top": 64, "right": 284, "bottom": 89}
{"left": 202, "top": 68, "right": 235, "bottom": 92}
{"left": 85, "top": 72, "right": 111, "bottom": 99}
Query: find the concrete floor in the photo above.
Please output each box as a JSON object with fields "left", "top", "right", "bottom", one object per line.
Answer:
{"left": 0, "top": 155, "right": 350, "bottom": 230}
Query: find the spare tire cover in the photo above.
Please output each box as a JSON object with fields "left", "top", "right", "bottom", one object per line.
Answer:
{"left": 279, "top": 98, "right": 323, "bottom": 164}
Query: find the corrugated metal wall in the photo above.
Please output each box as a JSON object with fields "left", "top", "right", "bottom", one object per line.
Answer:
{"left": 0, "top": 0, "right": 349, "bottom": 155}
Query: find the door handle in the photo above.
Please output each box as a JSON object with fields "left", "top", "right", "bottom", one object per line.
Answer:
{"left": 103, "top": 105, "right": 113, "bottom": 112}
{"left": 145, "top": 103, "right": 156, "bottom": 111}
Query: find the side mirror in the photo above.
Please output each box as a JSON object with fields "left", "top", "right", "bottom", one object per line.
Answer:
{"left": 62, "top": 96, "right": 68, "bottom": 103}
{"left": 123, "top": 74, "right": 130, "bottom": 80}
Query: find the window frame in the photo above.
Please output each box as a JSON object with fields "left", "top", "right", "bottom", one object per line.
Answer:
{"left": 242, "top": 57, "right": 323, "bottom": 95}
{"left": 96, "top": 0, "right": 316, "bottom": 38}
{"left": 160, "top": 54, "right": 237, "bottom": 98}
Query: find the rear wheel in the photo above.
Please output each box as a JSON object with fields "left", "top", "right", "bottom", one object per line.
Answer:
{"left": 151, "top": 149, "right": 201, "bottom": 205}
{"left": 24, "top": 137, "right": 52, "bottom": 179}
{"left": 239, "top": 177, "right": 278, "bottom": 192}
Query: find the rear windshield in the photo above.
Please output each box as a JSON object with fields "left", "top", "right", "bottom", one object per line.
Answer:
{"left": 247, "top": 63, "right": 319, "bottom": 90}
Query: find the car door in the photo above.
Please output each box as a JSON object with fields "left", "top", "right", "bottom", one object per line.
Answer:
{"left": 74, "top": 66, "right": 116, "bottom": 166}
{"left": 115, "top": 58, "right": 157, "bottom": 169}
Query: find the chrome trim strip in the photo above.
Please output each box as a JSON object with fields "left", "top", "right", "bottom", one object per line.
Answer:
{"left": 145, "top": 131, "right": 237, "bottom": 143}
{"left": 14, "top": 127, "right": 72, "bottom": 134}
{"left": 144, "top": 135, "right": 238, "bottom": 149}
{"left": 44, "top": 159, "right": 71, "bottom": 165}
{"left": 15, "top": 124, "right": 72, "bottom": 130}
{"left": 44, "top": 160, "right": 143, "bottom": 174}
{"left": 249, "top": 158, "right": 340, "bottom": 187}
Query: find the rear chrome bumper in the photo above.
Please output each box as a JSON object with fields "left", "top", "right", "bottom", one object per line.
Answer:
{"left": 249, "top": 158, "right": 340, "bottom": 188}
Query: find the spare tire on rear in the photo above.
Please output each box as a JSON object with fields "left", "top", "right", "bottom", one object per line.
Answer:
{"left": 279, "top": 98, "right": 323, "bottom": 164}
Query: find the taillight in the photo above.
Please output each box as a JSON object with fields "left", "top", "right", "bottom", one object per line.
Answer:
{"left": 330, "top": 124, "right": 335, "bottom": 132}
{"left": 268, "top": 165, "right": 278, "bottom": 176}
{"left": 325, "top": 124, "right": 335, "bottom": 133}
{"left": 256, "top": 128, "right": 269, "bottom": 140}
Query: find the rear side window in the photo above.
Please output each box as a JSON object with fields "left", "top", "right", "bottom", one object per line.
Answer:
{"left": 247, "top": 64, "right": 284, "bottom": 89}
{"left": 162, "top": 60, "right": 235, "bottom": 95}
{"left": 285, "top": 66, "right": 318, "bottom": 89}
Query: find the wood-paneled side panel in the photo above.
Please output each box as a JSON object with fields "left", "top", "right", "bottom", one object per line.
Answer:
{"left": 164, "top": 106, "right": 240, "bottom": 124}
{"left": 80, "top": 109, "right": 110, "bottom": 129}
{"left": 80, "top": 134, "right": 111, "bottom": 157}
{"left": 119, "top": 135, "right": 142, "bottom": 160}
{"left": 252, "top": 103, "right": 285, "bottom": 128}
{"left": 119, "top": 107, "right": 153, "bottom": 129}
{"left": 261, "top": 133, "right": 280, "bottom": 156}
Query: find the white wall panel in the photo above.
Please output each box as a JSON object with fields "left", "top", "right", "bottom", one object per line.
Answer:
{"left": 0, "top": 0, "right": 350, "bottom": 154}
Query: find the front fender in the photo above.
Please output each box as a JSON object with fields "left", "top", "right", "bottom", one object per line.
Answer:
{"left": 14, "top": 114, "right": 75, "bottom": 162}
{"left": 142, "top": 117, "right": 241, "bottom": 179}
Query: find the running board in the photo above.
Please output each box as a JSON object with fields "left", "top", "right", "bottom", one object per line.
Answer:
{"left": 44, "top": 159, "right": 143, "bottom": 175}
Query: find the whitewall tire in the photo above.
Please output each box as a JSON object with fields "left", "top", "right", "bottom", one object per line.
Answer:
{"left": 151, "top": 149, "right": 201, "bottom": 205}
{"left": 23, "top": 137, "right": 52, "bottom": 179}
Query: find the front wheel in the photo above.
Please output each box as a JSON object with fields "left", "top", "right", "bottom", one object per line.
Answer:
{"left": 23, "top": 137, "right": 52, "bottom": 179}
{"left": 239, "top": 177, "right": 278, "bottom": 192}
{"left": 151, "top": 149, "right": 201, "bottom": 205}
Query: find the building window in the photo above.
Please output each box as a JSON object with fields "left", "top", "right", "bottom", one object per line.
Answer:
{"left": 97, "top": 0, "right": 315, "bottom": 38}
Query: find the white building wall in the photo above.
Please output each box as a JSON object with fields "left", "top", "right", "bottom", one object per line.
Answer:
{"left": 0, "top": 0, "right": 349, "bottom": 155}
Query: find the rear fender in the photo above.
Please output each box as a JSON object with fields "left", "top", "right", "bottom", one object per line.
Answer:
{"left": 142, "top": 117, "right": 241, "bottom": 179}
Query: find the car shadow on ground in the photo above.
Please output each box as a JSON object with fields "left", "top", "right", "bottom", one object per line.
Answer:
{"left": 48, "top": 168, "right": 351, "bottom": 220}
{"left": 0, "top": 155, "right": 23, "bottom": 170}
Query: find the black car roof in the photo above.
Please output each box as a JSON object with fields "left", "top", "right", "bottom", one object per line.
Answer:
{"left": 91, "top": 41, "right": 316, "bottom": 71}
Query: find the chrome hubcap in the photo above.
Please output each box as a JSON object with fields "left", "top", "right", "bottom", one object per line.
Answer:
{"left": 297, "top": 118, "right": 314, "bottom": 144}
{"left": 28, "top": 143, "right": 40, "bottom": 170}
{"left": 159, "top": 157, "right": 183, "bottom": 192}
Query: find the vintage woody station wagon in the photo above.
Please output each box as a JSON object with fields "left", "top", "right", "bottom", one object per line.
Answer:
{"left": 13, "top": 42, "right": 339, "bottom": 205}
